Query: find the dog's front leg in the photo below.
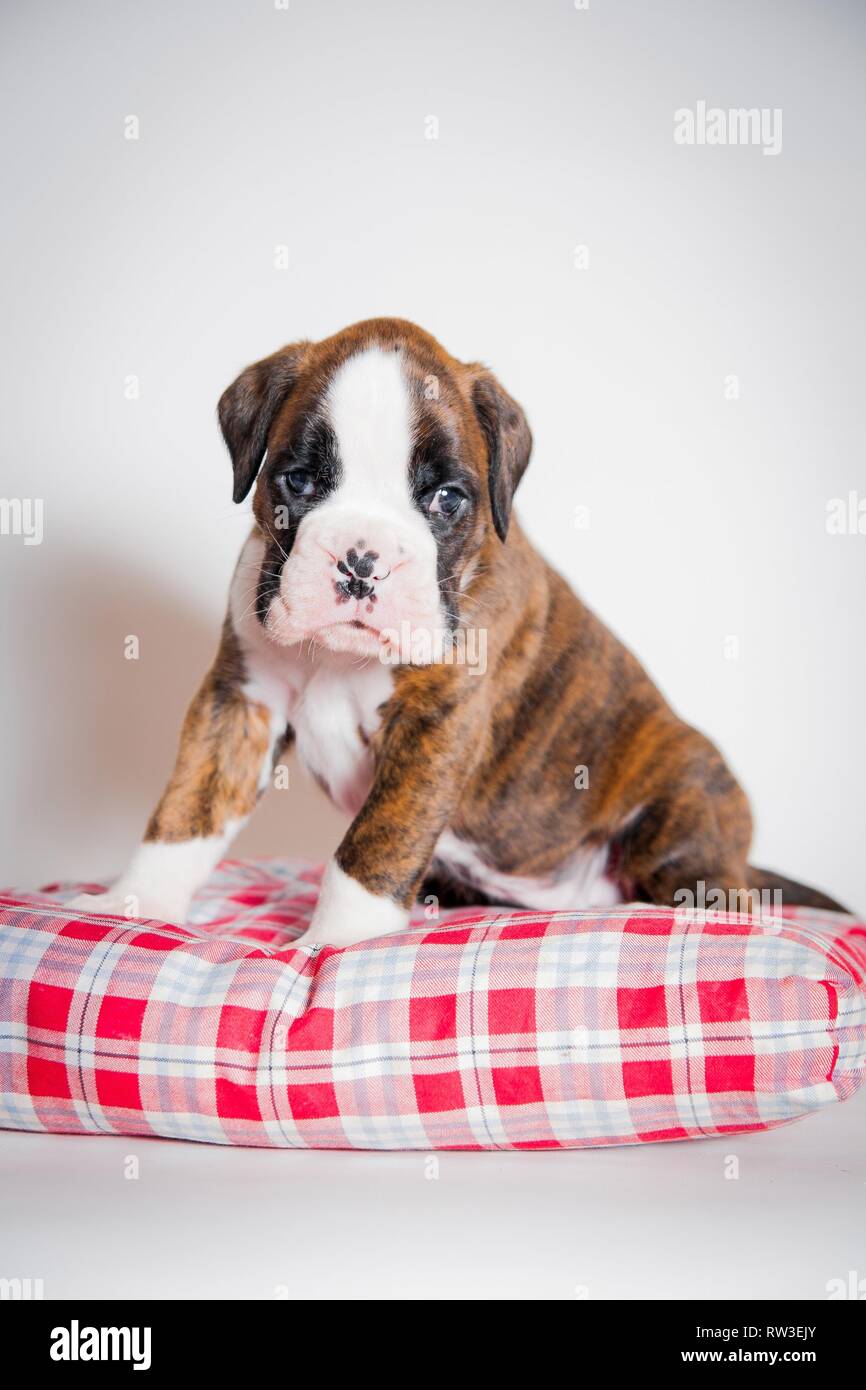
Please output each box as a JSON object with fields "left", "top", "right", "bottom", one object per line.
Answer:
{"left": 70, "top": 626, "right": 289, "bottom": 923}
{"left": 300, "top": 677, "right": 482, "bottom": 948}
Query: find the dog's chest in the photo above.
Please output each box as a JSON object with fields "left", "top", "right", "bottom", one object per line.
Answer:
{"left": 289, "top": 659, "right": 394, "bottom": 818}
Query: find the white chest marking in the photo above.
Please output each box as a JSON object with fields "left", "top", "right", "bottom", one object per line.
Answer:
{"left": 290, "top": 658, "right": 393, "bottom": 817}
{"left": 433, "top": 831, "right": 623, "bottom": 911}
{"left": 231, "top": 532, "right": 394, "bottom": 817}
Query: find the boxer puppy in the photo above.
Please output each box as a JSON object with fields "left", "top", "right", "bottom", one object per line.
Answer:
{"left": 72, "top": 318, "right": 844, "bottom": 943}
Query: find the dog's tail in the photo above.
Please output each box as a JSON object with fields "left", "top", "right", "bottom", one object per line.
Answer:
{"left": 746, "top": 864, "right": 849, "bottom": 914}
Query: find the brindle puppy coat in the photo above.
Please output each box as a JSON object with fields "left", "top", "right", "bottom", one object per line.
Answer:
{"left": 73, "top": 319, "right": 843, "bottom": 943}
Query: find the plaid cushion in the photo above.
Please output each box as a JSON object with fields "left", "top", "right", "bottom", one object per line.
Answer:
{"left": 1, "top": 858, "right": 863, "bottom": 1150}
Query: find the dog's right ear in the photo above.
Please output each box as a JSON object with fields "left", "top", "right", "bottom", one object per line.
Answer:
{"left": 218, "top": 341, "right": 311, "bottom": 503}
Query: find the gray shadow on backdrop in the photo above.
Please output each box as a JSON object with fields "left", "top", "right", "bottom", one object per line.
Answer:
{"left": 1, "top": 543, "right": 346, "bottom": 888}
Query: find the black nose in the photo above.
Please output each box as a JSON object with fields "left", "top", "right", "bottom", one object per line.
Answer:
{"left": 334, "top": 546, "right": 382, "bottom": 606}
{"left": 344, "top": 546, "right": 378, "bottom": 579}
{"left": 336, "top": 575, "right": 374, "bottom": 602}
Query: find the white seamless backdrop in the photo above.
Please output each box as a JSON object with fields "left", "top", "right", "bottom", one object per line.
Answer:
{"left": 1, "top": 0, "right": 864, "bottom": 910}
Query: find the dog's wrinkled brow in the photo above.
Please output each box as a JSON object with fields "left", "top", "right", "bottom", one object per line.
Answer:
{"left": 410, "top": 419, "right": 469, "bottom": 495}
{"left": 269, "top": 415, "right": 339, "bottom": 474}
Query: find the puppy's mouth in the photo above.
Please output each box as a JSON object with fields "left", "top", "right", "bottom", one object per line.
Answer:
{"left": 263, "top": 594, "right": 387, "bottom": 655}
{"left": 310, "top": 619, "right": 387, "bottom": 658}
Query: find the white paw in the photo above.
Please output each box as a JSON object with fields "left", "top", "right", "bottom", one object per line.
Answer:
{"left": 66, "top": 889, "right": 186, "bottom": 923}
{"left": 297, "top": 861, "right": 409, "bottom": 948}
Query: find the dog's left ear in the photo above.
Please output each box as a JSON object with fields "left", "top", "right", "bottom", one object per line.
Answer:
{"left": 469, "top": 369, "right": 532, "bottom": 542}
{"left": 218, "top": 341, "right": 311, "bottom": 503}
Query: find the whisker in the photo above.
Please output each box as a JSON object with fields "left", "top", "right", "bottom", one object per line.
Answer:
{"left": 260, "top": 518, "right": 291, "bottom": 564}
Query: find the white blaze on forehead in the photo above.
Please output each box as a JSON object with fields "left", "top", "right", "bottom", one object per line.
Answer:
{"left": 324, "top": 346, "right": 415, "bottom": 508}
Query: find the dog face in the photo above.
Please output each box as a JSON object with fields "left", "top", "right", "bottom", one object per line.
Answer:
{"left": 219, "top": 318, "right": 532, "bottom": 660}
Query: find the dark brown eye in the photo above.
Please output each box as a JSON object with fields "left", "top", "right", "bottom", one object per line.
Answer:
{"left": 283, "top": 468, "right": 317, "bottom": 498}
{"left": 428, "top": 485, "right": 465, "bottom": 518}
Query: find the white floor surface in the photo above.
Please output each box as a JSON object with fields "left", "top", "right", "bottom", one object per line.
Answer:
{"left": 1, "top": 1087, "right": 863, "bottom": 1301}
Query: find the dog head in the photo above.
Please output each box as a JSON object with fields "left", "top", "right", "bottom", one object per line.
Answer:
{"left": 219, "top": 318, "right": 532, "bottom": 660}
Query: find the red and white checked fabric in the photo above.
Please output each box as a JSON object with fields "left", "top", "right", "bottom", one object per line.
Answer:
{"left": 1, "top": 859, "right": 864, "bottom": 1150}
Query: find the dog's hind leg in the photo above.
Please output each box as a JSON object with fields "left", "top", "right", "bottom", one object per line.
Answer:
{"left": 607, "top": 728, "right": 756, "bottom": 912}
{"left": 610, "top": 763, "right": 847, "bottom": 916}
